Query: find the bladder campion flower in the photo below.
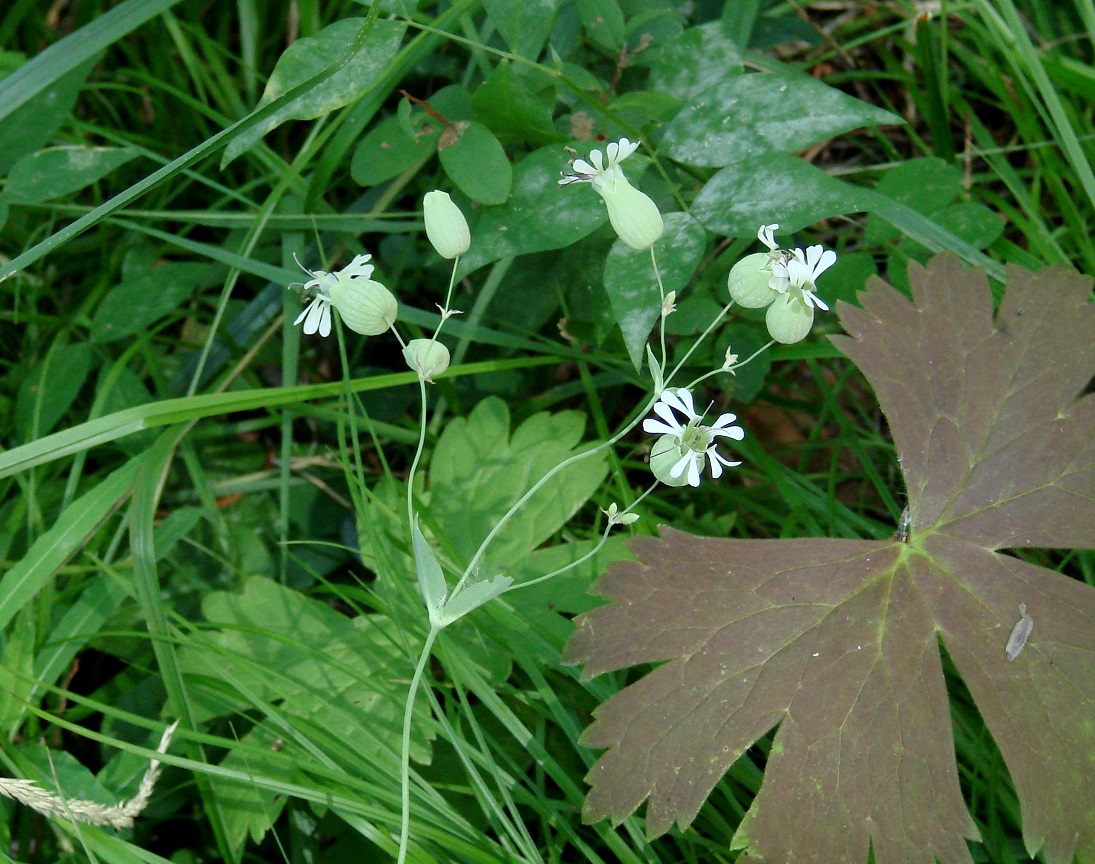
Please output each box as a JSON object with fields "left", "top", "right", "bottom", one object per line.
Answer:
{"left": 423, "top": 190, "right": 470, "bottom": 259}
{"left": 291, "top": 253, "right": 398, "bottom": 337}
{"left": 726, "top": 226, "right": 836, "bottom": 343}
{"left": 765, "top": 244, "right": 835, "bottom": 344}
{"left": 559, "top": 137, "right": 664, "bottom": 250}
{"left": 643, "top": 387, "right": 744, "bottom": 487}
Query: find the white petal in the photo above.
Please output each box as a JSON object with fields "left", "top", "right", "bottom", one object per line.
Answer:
{"left": 669, "top": 451, "right": 692, "bottom": 479}
{"left": 685, "top": 454, "right": 701, "bottom": 487}
{"left": 708, "top": 452, "right": 724, "bottom": 479}
{"left": 653, "top": 401, "right": 684, "bottom": 429}
{"left": 757, "top": 223, "right": 779, "bottom": 251}
{"left": 709, "top": 412, "right": 738, "bottom": 429}
{"left": 302, "top": 299, "right": 324, "bottom": 335}
{"left": 643, "top": 418, "right": 679, "bottom": 435}
{"left": 663, "top": 387, "right": 697, "bottom": 420}
{"left": 616, "top": 138, "right": 638, "bottom": 161}
{"left": 709, "top": 448, "right": 742, "bottom": 469}
{"left": 606, "top": 141, "right": 619, "bottom": 164}
{"left": 572, "top": 158, "right": 596, "bottom": 175}
{"left": 805, "top": 245, "right": 837, "bottom": 280}
{"left": 589, "top": 150, "right": 604, "bottom": 172}
{"left": 318, "top": 303, "right": 332, "bottom": 337}
{"left": 293, "top": 299, "right": 314, "bottom": 326}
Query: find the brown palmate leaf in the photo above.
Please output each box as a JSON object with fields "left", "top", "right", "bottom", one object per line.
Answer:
{"left": 565, "top": 254, "right": 1095, "bottom": 863}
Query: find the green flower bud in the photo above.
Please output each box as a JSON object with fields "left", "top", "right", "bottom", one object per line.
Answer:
{"left": 649, "top": 433, "right": 696, "bottom": 487}
{"left": 727, "top": 252, "right": 778, "bottom": 308}
{"left": 765, "top": 291, "right": 814, "bottom": 344}
{"left": 403, "top": 338, "right": 451, "bottom": 381}
{"left": 329, "top": 277, "right": 398, "bottom": 336}
{"left": 423, "top": 190, "right": 470, "bottom": 259}
{"left": 599, "top": 174, "right": 664, "bottom": 250}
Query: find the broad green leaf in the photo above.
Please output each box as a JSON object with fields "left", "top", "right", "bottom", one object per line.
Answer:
{"left": 90, "top": 262, "right": 208, "bottom": 344}
{"left": 576, "top": 0, "right": 626, "bottom": 52}
{"left": 350, "top": 114, "right": 439, "bottom": 186}
{"left": 471, "top": 60, "right": 563, "bottom": 145}
{"left": 438, "top": 120, "right": 512, "bottom": 205}
{"left": 4, "top": 146, "right": 138, "bottom": 203}
{"left": 15, "top": 341, "right": 92, "bottom": 438}
{"left": 662, "top": 72, "right": 900, "bottom": 167}
{"left": 692, "top": 152, "right": 868, "bottom": 237}
{"left": 602, "top": 212, "right": 707, "bottom": 369}
{"left": 483, "top": 0, "right": 558, "bottom": 60}
{"left": 566, "top": 255, "right": 1095, "bottom": 863}
{"left": 428, "top": 397, "right": 609, "bottom": 573}
{"left": 646, "top": 21, "right": 743, "bottom": 102}
{"left": 0, "top": 459, "right": 140, "bottom": 632}
{"left": 0, "top": 55, "right": 100, "bottom": 175}
{"left": 456, "top": 146, "right": 607, "bottom": 276}
{"left": 222, "top": 17, "right": 406, "bottom": 165}
{"left": 180, "top": 576, "right": 433, "bottom": 849}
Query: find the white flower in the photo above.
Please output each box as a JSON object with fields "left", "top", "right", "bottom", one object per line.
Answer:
{"left": 559, "top": 138, "right": 663, "bottom": 249}
{"left": 291, "top": 253, "right": 397, "bottom": 337}
{"left": 770, "top": 244, "right": 834, "bottom": 311}
{"left": 558, "top": 137, "right": 640, "bottom": 190}
{"left": 643, "top": 387, "right": 744, "bottom": 487}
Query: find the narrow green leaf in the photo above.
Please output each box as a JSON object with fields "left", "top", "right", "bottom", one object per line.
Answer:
{"left": 0, "top": 458, "right": 141, "bottom": 631}
{"left": 0, "top": 0, "right": 182, "bottom": 125}
{"left": 412, "top": 515, "right": 449, "bottom": 626}
{"left": 440, "top": 575, "right": 515, "bottom": 624}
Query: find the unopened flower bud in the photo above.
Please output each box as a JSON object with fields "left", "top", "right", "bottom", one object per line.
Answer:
{"left": 765, "top": 291, "right": 814, "bottom": 344}
{"left": 423, "top": 190, "right": 470, "bottom": 259}
{"left": 727, "top": 253, "right": 778, "bottom": 308}
{"left": 403, "top": 338, "right": 450, "bottom": 380}
{"left": 599, "top": 173, "right": 664, "bottom": 250}
{"left": 329, "top": 277, "right": 398, "bottom": 335}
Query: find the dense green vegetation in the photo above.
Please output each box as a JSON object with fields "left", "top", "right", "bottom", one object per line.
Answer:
{"left": 1, "top": 1, "right": 1092, "bottom": 862}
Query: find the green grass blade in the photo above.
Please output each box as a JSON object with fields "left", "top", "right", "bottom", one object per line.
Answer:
{"left": 0, "top": 458, "right": 141, "bottom": 631}
{"left": 0, "top": 0, "right": 185, "bottom": 124}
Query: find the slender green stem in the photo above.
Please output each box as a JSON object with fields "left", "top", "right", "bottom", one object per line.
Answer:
{"left": 397, "top": 626, "right": 439, "bottom": 864}
{"left": 457, "top": 392, "right": 658, "bottom": 593}
{"left": 405, "top": 377, "right": 430, "bottom": 529}
{"left": 651, "top": 245, "right": 669, "bottom": 371}
{"left": 501, "top": 483, "right": 659, "bottom": 593}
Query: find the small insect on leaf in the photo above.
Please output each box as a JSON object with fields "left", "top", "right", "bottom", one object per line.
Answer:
{"left": 1005, "top": 602, "right": 1034, "bottom": 662}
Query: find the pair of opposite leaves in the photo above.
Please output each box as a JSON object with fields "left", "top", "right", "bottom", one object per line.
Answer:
{"left": 566, "top": 254, "right": 1095, "bottom": 864}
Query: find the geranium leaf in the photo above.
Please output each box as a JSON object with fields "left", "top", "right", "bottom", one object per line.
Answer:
{"left": 565, "top": 254, "right": 1095, "bottom": 863}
